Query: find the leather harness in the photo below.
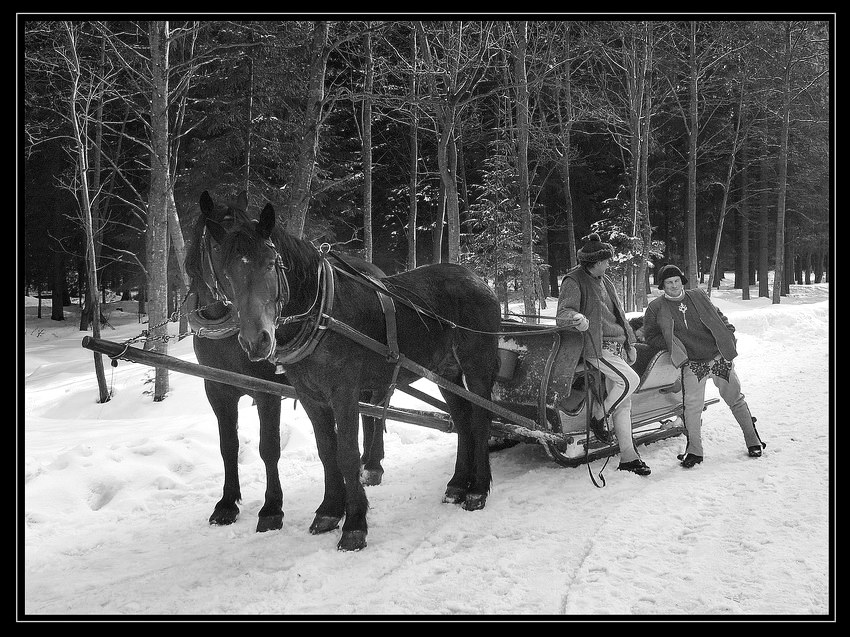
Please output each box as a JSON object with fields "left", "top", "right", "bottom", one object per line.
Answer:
{"left": 192, "top": 236, "right": 400, "bottom": 371}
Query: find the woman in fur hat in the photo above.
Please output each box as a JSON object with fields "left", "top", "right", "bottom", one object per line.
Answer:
{"left": 555, "top": 234, "right": 650, "bottom": 476}
{"left": 639, "top": 265, "right": 766, "bottom": 468}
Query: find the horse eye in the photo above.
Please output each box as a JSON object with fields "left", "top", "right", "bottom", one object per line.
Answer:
{"left": 266, "top": 262, "right": 275, "bottom": 271}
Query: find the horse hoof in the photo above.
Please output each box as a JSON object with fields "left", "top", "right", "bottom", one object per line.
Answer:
{"left": 256, "top": 514, "right": 284, "bottom": 533}
{"left": 462, "top": 493, "right": 487, "bottom": 511}
{"left": 309, "top": 514, "right": 342, "bottom": 535}
{"left": 360, "top": 469, "right": 384, "bottom": 486}
{"left": 442, "top": 486, "right": 467, "bottom": 504}
{"left": 209, "top": 508, "right": 239, "bottom": 526}
{"left": 337, "top": 530, "right": 367, "bottom": 552}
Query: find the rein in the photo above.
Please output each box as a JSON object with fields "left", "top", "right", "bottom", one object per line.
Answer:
{"left": 327, "top": 252, "right": 565, "bottom": 338}
{"left": 581, "top": 331, "right": 612, "bottom": 488}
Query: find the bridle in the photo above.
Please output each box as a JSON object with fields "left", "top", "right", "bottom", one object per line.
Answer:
{"left": 200, "top": 226, "right": 291, "bottom": 320}
{"left": 199, "top": 227, "right": 232, "bottom": 305}
{"left": 205, "top": 223, "right": 334, "bottom": 367}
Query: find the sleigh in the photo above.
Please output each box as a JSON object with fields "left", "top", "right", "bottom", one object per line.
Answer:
{"left": 487, "top": 320, "right": 718, "bottom": 466}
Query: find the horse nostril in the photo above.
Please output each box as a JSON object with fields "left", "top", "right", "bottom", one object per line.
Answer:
{"left": 236, "top": 328, "right": 275, "bottom": 361}
{"left": 259, "top": 330, "right": 274, "bottom": 356}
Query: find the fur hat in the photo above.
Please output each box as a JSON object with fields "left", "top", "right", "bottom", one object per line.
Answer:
{"left": 656, "top": 264, "right": 688, "bottom": 289}
{"left": 577, "top": 233, "right": 614, "bottom": 264}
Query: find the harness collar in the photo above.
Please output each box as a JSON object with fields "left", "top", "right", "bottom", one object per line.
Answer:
{"left": 271, "top": 257, "right": 335, "bottom": 366}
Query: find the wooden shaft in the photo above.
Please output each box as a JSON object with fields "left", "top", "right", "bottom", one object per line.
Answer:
{"left": 80, "top": 336, "right": 529, "bottom": 439}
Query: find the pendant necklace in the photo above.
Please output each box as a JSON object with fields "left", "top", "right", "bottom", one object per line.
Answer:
{"left": 678, "top": 301, "right": 689, "bottom": 329}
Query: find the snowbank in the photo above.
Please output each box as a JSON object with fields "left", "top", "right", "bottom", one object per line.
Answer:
{"left": 22, "top": 276, "right": 833, "bottom": 617}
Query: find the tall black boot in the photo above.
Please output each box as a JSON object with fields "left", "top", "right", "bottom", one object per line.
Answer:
{"left": 748, "top": 416, "right": 767, "bottom": 457}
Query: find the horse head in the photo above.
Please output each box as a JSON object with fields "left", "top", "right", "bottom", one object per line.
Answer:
{"left": 206, "top": 197, "right": 289, "bottom": 362}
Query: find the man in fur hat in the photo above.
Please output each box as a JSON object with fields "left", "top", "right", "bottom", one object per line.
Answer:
{"left": 639, "top": 265, "right": 766, "bottom": 468}
{"left": 556, "top": 233, "right": 650, "bottom": 476}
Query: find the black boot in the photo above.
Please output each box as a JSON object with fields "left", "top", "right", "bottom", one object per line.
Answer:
{"left": 681, "top": 453, "right": 703, "bottom": 468}
{"left": 749, "top": 417, "right": 767, "bottom": 457}
{"left": 618, "top": 458, "right": 651, "bottom": 476}
{"left": 589, "top": 415, "right": 610, "bottom": 442}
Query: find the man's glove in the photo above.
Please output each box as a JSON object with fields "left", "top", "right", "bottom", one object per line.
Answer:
{"left": 571, "top": 313, "right": 589, "bottom": 332}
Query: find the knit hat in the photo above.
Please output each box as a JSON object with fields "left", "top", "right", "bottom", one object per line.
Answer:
{"left": 656, "top": 264, "right": 688, "bottom": 289}
{"left": 577, "top": 233, "right": 614, "bottom": 264}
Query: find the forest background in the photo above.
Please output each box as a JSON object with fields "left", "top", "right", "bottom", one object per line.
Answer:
{"left": 22, "top": 18, "right": 831, "bottom": 401}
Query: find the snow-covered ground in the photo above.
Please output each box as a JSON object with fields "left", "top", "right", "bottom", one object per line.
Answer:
{"left": 21, "top": 274, "right": 833, "bottom": 617}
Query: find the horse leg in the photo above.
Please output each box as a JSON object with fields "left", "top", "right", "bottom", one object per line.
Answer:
{"left": 299, "top": 399, "right": 346, "bottom": 536}
{"left": 461, "top": 379, "right": 494, "bottom": 511}
{"left": 440, "top": 386, "right": 475, "bottom": 505}
{"left": 360, "top": 410, "right": 385, "bottom": 486}
{"left": 440, "top": 376, "right": 493, "bottom": 512}
{"left": 254, "top": 393, "right": 284, "bottom": 532}
{"left": 206, "top": 383, "right": 242, "bottom": 526}
{"left": 332, "top": 390, "right": 370, "bottom": 551}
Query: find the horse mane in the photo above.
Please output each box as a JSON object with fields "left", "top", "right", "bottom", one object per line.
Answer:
{"left": 184, "top": 212, "right": 207, "bottom": 287}
{"left": 185, "top": 200, "right": 260, "bottom": 290}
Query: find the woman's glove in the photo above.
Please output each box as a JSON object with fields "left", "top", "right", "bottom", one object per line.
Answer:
{"left": 625, "top": 344, "right": 637, "bottom": 365}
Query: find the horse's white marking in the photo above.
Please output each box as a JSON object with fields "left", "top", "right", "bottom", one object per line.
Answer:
{"left": 241, "top": 256, "right": 250, "bottom": 264}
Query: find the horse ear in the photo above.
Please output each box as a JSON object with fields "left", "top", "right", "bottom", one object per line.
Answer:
{"left": 199, "top": 191, "right": 214, "bottom": 216}
{"left": 235, "top": 190, "right": 248, "bottom": 212}
{"left": 258, "top": 203, "right": 276, "bottom": 239}
{"left": 199, "top": 191, "right": 226, "bottom": 243}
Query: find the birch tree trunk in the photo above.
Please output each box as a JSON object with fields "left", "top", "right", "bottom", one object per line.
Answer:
{"left": 772, "top": 21, "right": 792, "bottom": 305}
{"left": 362, "top": 26, "right": 374, "bottom": 262}
{"left": 64, "top": 22, "right": 109, "bottom": 403}
{"left": 85, "top": 35, "right": 107, "bottom": 328}
{"left": 244, "top": 29, "right": 254, "bottom": 195}
{"left": 287, "top": 21, "right": 329, "bottom": 237}
{"left": 513, "top": 21, "right": 536, "bottom": 319}
{"left": 739, "top": 137, "right": 751, "bottom": 299}
{"left": 635, "top": 31, "right": 653, "bottom": 311}
{"left": 147, "top": 20, "right": 171, "bottom": 400}
{"left": 51, "top": 244, "right": 65, "bottom": 321}
{"left": 557, "top": 24, "right": 577, "bottom": 272}
{"left": 686, "top": 21, "right": 699, "bottom": 288}
{"left": 167, "top": 191, "right": 189, "bottom": 337}
{"left": 758, "top": 153, "right": 770, "bottom": 297}
{"left": 433, "top": 179, "right": 445, "bottom": 263}
{"left": 407, "top": 27, "right": 418, "bottom": 270}
{"left": 435, "top": 116, "right": 461, "bottom": 263}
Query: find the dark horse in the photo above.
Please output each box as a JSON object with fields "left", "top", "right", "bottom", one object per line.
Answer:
{"left": 185, "top": 191, "right": 388, "bottom": 534}
{"left": 202, "top": 198, "right": 500, "bottom": 551}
